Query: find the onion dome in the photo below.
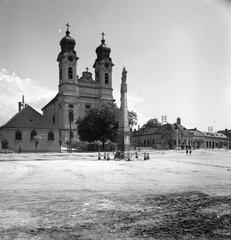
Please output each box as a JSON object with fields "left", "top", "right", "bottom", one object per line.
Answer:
{"left": 60, "top": 23, "right": 76, "bottom": 52}
{"left": 95, "top": 32, "right": 111, "bottom": 60}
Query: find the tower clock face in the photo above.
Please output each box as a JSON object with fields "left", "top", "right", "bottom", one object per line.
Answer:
{"left": 104, "top": 62, "right": 109, "bottom": 69}
{"left": 68, "top": 56, "right": 73, "bottom": 62}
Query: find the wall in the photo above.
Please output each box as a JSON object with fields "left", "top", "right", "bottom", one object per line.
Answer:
{"left": 0, "top": 128, "right": 60, "bottom": 153}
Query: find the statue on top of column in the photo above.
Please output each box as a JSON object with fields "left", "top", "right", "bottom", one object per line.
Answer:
{"left": 121, "top": 67, "right": 127, "bottom": 83}
{"left": 121, "top": 67, "right": 127, "bottom": 93}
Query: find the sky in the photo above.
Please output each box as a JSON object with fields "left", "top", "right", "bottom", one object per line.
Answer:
{"left": 0, "top": 0, "right": 231, "bottom": 132}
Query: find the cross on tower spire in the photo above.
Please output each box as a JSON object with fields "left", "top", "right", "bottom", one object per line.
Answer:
{"left": 101, "top": 32, "right": 105, "bottom": 44}
{"left": 66, "top": 23, "right": 70, "bottom": 31}
{"left": 65, "top": 23, "right": 70, "bottom": 36}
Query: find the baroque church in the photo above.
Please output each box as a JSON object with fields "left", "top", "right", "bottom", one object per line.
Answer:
{"left": 42, "top": 24, "right": 115, "bottom": 143}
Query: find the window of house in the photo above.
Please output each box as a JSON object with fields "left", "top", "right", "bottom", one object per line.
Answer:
{"left": 48, "top": 131, "right": 54, "bottom": 140}
{"left": 147, "top": 139, "right": 150, "bottom": 145}
{"left": 105, "top": 73, "right": 109, "bottom": 84}
{"left": 69, "top": 111, "right": 74, "bottom": 122}
{"left": 31, "top": 130, "right": 37, "bottom": 140}
{"left": 53, "top": 115, "right": 55, "bottom": 123}
{"left": 68, "top": 67, "right": 73, "bottom": 79}
{"left": 144, "top": 140, "right": 146, "bottom": 146}
{"left": 15, "top": 130, "right": 22, "bottom": 140}
{"left": 69, "top": 104, "right": 73, "bottom": 108}
{"left": 70, "top": 131, "right": 73, "bottom": 139}
{"left": 2, "top": 140, "right": 8, "bottom": 149}
{"left": 85, "top": 104, "right": 91, "bottom": 110}
{"left": 152, "top": 139, "right": 155, "bottom": 144}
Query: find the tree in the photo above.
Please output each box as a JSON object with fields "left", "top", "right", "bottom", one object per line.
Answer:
{"left": 76, "top": 102, "right": 138, "bottom": 149}
{"left": 143, "top": 118, "right": 161, "bottom": 128}
{"left": 128, "top": 110, "right": 138, "bottom": 129}
{"left": 76, "top": 102, "right": 119, "bottom": 150}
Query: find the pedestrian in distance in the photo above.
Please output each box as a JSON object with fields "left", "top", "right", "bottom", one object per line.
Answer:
{"left": 18, "top": 147, "right": 22, "bottom": 154}
{"left": 188, "top": 145, "right": 192, "bottom": 155}
{"left": 186, "top": 145, "right": 188, "bottom": 155}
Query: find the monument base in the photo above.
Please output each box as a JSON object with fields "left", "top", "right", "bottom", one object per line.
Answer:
{"left": 117, "top": 131, "right": 130, "bottom": 152}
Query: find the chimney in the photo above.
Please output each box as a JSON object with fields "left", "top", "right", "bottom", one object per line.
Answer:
{"left": 22, "top": 95, "right": 25, "bottom": 108}
{"left": 177, "top": 117, "right": 181, "bottom": 125}
{"left": 18, "top": 95, "right": 25, "bottom": 112}
{"left": 18, "top": 102, "right": 22, "bottom": 112}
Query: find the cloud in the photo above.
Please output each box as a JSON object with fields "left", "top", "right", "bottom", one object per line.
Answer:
{"left": 0, "top": 69, "right": 56, "bottom": 126}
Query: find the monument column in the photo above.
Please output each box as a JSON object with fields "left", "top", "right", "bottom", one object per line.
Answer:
{"left": 117, "top": 67, "right": 130, "bottom": 152}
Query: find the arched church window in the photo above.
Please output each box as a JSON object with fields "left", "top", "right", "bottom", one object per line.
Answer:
{"left": 69, "top": 110, "right": 74, "bottom": 122}
{"left": 48, "top": 131, "right": 54, "bottom": 140}
{"left": 105, "top": 73, "right": 109, "bottom": 84}
{"left": 68, "top": 67, "right": 73, "bottom": 79}
{"left": 15, "top": 130, "right": 22, "bottom": 140}
{"left": 31, "top": 130, "right": 37, "bottom": 140}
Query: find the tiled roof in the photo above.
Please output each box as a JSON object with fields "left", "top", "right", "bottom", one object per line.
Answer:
{"left": 156, "top": 123, "right": 187, "bottom": 134}
{"left": 132, "top": 127, "right": 159, "bottom": 136}
{"left": 201, "top": 131, "right": 227, "bottom": 139}
{"left": 1, "top": 105, "right": 58, "bottom": 130}
{"left": 188, "top": 129, "right": 205, "bottom": 137}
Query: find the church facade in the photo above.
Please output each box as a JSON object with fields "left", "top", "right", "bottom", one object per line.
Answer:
{"left": 42, "top": 24, "right": 115, "bottom": 143}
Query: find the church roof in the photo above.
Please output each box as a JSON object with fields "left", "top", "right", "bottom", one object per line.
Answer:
{"left": 78, "top": 71, "right": 96, "bottom": 83}
{"left": 93, "top": 32, "right": 113, "bottom": 67}
{"left": 1, "top": 105, "right": 57, "bottom": 130}
{"left": 59, "top": 23, "right": 76, "bottom": 54}
{"left": 41, "top": 93, "right": 59, "bottom": 110}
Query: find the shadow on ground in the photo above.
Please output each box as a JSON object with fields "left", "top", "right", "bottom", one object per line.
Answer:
{"left": 1, "top": 191, "right": 231, "bottom": 240}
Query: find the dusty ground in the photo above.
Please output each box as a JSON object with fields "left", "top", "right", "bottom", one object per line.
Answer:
{"left": 0, "top": 149, "right": 231, "bottom": 239}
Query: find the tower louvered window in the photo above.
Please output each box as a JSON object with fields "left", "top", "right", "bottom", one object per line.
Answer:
{"left": 68, "top": 67, "right": 73, "bottom": 79}
{"left": 69, "top": 110, "right": 74, "bottom": 122}
{"left": 105, "top": 73, "right": 109, "bottom": 84}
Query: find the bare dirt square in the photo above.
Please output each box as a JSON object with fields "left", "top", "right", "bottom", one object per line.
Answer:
{"left": 0, "top": 149, "right": 231, "bottom": 239}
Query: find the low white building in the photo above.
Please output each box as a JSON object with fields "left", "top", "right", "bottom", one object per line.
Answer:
{"left": 0, "top": 105, "right": 60, "bottom": 153}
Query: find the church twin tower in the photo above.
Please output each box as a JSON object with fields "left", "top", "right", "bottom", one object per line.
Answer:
{"left": 42, "top": 24, "right": 114, "bottom": 142}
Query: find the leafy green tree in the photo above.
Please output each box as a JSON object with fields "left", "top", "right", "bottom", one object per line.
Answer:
{"left": 128, "top": 110, "right": 138, "bottom": 129}
{"left": 76, "top": 102, "right": 119, "bottom": 150}
{"left": 76, "top": 102, "right": 138, "bottom": 149}
{"left": 143, "top": 118, "right": 161, "bottom": 128}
